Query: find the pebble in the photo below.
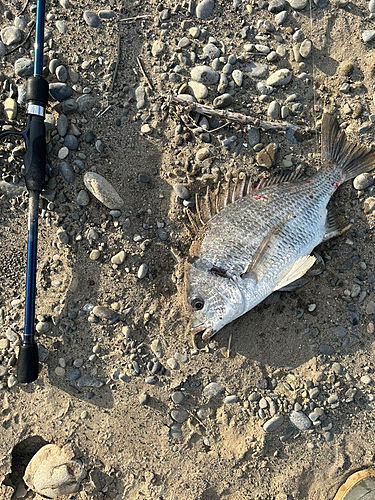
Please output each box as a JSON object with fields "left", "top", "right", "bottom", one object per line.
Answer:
{"left": 76, "top": 189, "right": 90, "bottom": 206}
{"left": 362, "top": 30, "right": 375, "bottom": 42}
{"left": 224, "top": 395, "right": 239, "bottom": 404}
{"left": 366, "top": 301, "right": 375, "bottom": 315}
{"left": 89, "top": 250, "right": 101, "bottom": 260}
{"left": 248, "top": 127, "right": 261, "bottom": 147}
{"left": 361, "top": 375, "right": 372, "bottom": 385}
{"left": 139, "top": 393, "right": 149, "bottom": 405}
{"left": 171, "top": 409, "right": 189, "bottom": 423}
{"left": 68, "top": 368, "right": 81, "bottom": 381}
{"left": 64, "top": 134, "right": 78, "bottom": 150}
{"left": 333, "top": 326, "right": 347, "bottom": 338}
{"left": 332, "top": 362, "right": 343, "bottom": 375}
{"left": 4, "top": 98, "right": 17, "bottom": 120}
{"left": 188, "top": 81, "right": 209, "bottom": 99}
{"left": 268, "top": 100, "right": 280, "bottom": 119}
{"left": 49, "top": 83, "right": 73, "bottom": 101}
{"left": 59, "top": 162, "right": 75, "bottom": 183}
{"left": 196, "top": 0, "right": 215, "bottom": 19}
{"left": 167, "top": 358, "right": 178, "bottom": 370}
{"left": 92, "top": 305, "right": 118, "bottom": 321}
{"left": 353, "top": 173, "right": 373, "bottom": 190}
{"left": 203, "top": 43, "right": 220, "bottom": 59}
{"left": 151, "top": 339, "right": 164, "bottom": 358}
{"left": 203, "top": 382, "right": 224, "bottom": 397}
{"left": 190, "top": 66, "right": 219, "bottom": 85}
{"left": 263, "top": 415, "right": 284, "bottom": 432}
{"left": 77, "top": 375, "right": 103, "bottom": 388}
{"left": 55, "top": 366, "right": 65, "bottom": 376}
{"left": 232, "top": 69, "right": 243, "bottom": 86}
{"left": 36, "top": 321, "right": 50, "bottom": 334}
{"left": 364, "top": 197, "right": 375, "bottom": 214}
{"left": 14, "top": 58, "right": 34, "bottom": 77}
{"left": 173, "top": 184, "right": 190, "bottom": 200}
{"left": 111, "top": 250, "right": 126, "bottom": 265}
{"left": 266, "top": 69, "right": 292, "bottom": 86}
{"left": 289, "top": 410, "right": 311, "bottom": 430}
{"left": 83, "top": 10, "right": 100, "bottom": 27}
{"left": 84, "top": 172, "right": 124, "bottom": 209}
{"left": 300, "top": 39, "right": 312, "bottom": 58}
{"left": 275, "top": 11, "right": 288, "bottom": 24}
{"left": 1, "top": 27, "right": 22, "bottom": 46}
{"left": 135, "top": 86, "right": 146, "bottom": 109}
{"left": 145, "top": 375, "right": 158, "bottom": 385}
{"left": 137, "top": 263, "right": 148, "bottom": 279}
{"left": 246, "top": 62, "right": 268, "bottom": 79}
{"left": 320, "top": 344, "right": 335, "bottom": 355}
{"left": 171, "top": 391, "right": 185, "bottom": 404}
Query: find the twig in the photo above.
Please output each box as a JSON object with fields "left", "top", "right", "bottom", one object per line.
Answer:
{"left": 96, "top": 105, "right": 112, "bottom": 117}
{"left": 168, "top": 95, "right": 302, "bottom": 133}
{"left": 119, "top": 15, "right": 152, "bottom": 22}
{"left": 2, "top": 21, "right": 35, "bottom": 58}
{"left": 110, "top": 33, "right": 121, "bottom": 92}
{"left": 136, "top": 56, "right": 154, "bottom": 91}
{"left": 20, "top": 0, "right": 31, "bottom": 15}
{"left": 226, "top": 333, "right": 232, "bottom": 358}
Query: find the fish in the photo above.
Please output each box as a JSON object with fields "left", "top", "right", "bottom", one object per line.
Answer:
{"left": 185, "top": 113, "right": 375, "bottom": 340}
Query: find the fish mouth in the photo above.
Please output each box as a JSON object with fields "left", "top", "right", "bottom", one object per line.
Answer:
{"left": 191, "top": 324, "right": 215, "bottom": 341}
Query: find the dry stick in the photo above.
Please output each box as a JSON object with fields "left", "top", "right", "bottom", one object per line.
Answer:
{"left": 168, "top": 95, "right": 303, "bottom": 132}
{"left": 136, "top": 56, "right": 154, "bottom": 90}
{"left": 110, "top": 33, "right": 121, "bottom": 92}
{"left": 119, "top": 14, "right": 152, "bottom": 22}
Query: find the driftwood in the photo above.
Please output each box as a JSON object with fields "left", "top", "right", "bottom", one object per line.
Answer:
{"left": 167, "top": 94, "right": 306, "bottom": 133}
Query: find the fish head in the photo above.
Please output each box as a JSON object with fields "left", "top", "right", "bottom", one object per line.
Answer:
{"left": 186, "top": 262, "right": 245, "bottom": 340}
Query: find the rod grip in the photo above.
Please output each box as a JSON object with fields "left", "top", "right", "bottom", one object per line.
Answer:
{"left": 23, "top": 115, "right": 46, "bottom": 192}
{"left": 17, "top": 344, "right": 39, "bottom": 383}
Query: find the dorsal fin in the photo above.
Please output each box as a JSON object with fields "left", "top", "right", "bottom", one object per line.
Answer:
{"left": 186, "top": 166, "right": 306, "bottom": 232}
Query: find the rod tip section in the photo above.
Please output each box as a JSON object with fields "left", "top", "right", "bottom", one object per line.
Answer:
{"left": 17, "top": 344, "right": 39, "bottom": 383}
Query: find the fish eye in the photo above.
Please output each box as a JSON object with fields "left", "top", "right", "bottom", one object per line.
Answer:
{"left": 191, "top": 297, "right": 205, "bottom": 311}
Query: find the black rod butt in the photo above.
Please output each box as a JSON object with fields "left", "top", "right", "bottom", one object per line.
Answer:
{"left": 17, "top": 344, "right": 39, "bottom": 383}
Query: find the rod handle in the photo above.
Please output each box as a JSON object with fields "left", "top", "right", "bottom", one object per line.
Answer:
{"left": 17, "top": 344, "right": 39, "bottom": 383}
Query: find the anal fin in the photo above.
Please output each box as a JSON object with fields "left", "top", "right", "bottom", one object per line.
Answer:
{"left": 323, "top": 209, "right": 351, "bottom": 242}
{"left": 274, "top": 255, "right": 316, "bottom": 291}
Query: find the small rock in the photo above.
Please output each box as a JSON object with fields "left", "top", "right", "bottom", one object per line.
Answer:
{"left": 224, "top": 395, "right": 239, "bottom": 404}
{"left": 353, "top": 173, "right": 373, "bottom": 190}
{"left": 111, "top": 250, "right": 126, "bottom": 265}
{"left": 92, "top": 305, "right": 118, "bottom": 321}
{"left": 137, "top": 263, "right": 148, "bottom": 279}
{"left": 191, "top": 65, "right": 219, "bottom": 85}
{"left": 173, "top": 184, "right": 190, "bottom": 200}
{"left": 151, "top": 339, "right": 164, "bottom": 358}
{"left": 83, "top": 10, "right": 100, "bottom": 27}
{"left": 266, "top": 68, "right": 292, "bottom": 86}
{"left": 4, "top": 98, "right": 17, "bottom": 120}
{"left": 289, "top": 410, "right": 311, "bottom": 430}
{"left": 84, "top": 172, "right": 124, "bottom": 209}
{"left": 171, "top": 409, "right": 189, "bottom": 423}
{"left": 362, "top": 30, "right": 375, "bottom": 43}
{"left": 203, "top": 382, "right": 224, "bottom": 397}
{"left": 263, "top": 415, "right": 284, "bottom": 432}
{"left": 76, "top": 190, "right": 90, "bottom": 206}
{"left": 196, "top": 0, "right": 215, "bottom": 19}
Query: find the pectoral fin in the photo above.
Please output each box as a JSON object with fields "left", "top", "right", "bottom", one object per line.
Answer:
{"left": 274, "top": 255, "right": 316, "bottom": 291}
{"left": 242, "top": 214, "right": 293, "bottom": 282}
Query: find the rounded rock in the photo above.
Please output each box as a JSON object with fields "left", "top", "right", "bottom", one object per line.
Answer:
{"left": 83, "top": 10, "right": 100, "bottom": 27}
{"left": 289, "top": 410, "right": 311, "bottom": 430}
{"left": 170, "top": 409, "right": 189, "bottom": 423}
{"left": 1, "top": 27, "right": 22, "bottom": 46}
{"left": 353, "top": 173, "right": 373, "bottom": 190}
{"left": 76, "top": 190, "right": 90, "bottom": 206}
{"left": 266, "top": 69, "right": 292, "bottom": 86}
{"left": 84, "top": 172, "right": 124, "bottom": 209}
{"left": 173, "top": 184, "right": 190, "bottom": 200}
{"left": 263, "top": 415, "right": 284, "bottom": 432}
{"left": 137, "top": 263, "right": 148, "bottom": 279}
{"left": 111, "top": 250, "right": 126, "bottom": 265}
{"left": 59, "top": 162, "right": 75, "bottom": 183}
{"left": 196, "top": 0, "right": 215, "bottom": 19}
{"left": 191, "top": 65, "right": 219, "bottom": 85}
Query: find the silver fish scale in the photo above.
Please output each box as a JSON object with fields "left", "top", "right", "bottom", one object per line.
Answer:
{"left": 197, "top": 167, "right": 341, "bottom": 285}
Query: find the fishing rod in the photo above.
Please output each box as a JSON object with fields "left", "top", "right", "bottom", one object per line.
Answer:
{"left": 0, "top": 0, "right": 48, "bottom": 382}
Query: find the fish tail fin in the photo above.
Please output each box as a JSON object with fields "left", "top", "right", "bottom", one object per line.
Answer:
{"left": 321, "top": 113, "right": 375, "bottom": 182}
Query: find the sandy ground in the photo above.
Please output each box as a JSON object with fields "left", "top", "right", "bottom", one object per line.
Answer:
{"left": 1, "top": 0, "right": 375, "bottom": 498}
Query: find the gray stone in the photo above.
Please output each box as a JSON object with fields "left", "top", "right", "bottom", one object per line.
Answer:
{"left": 56, "top": 21, "right": 68, "bottom": 34}
{"left": 289, "top": 410, "right": 311, "bottom": 430}
{"left": 288, "top": 0, "right": 307, "bottom": 8}
{"left": 171, "top": 409, "right": 188, "bottom": 423}
{"left": 77, "top": 375, "right": 103, "bottom": 387}
{"left": 1, "top": 27, "right": 22, "bottom": 46}
{"left": 56, "top": 65, "right": 68, "bottom": 82}
{"left": 68, "top": 368, "right": 81, "bottom": 381}
{"left": 76, "top": 190, "right": 90, "bottom": 206}
{"left": 224, "top": 395, "right": 239, "bottom": 404}
{"left": 213, "top": 93, "right": 233, "bottom": 108}
{"left": 173, "top": 184, "right": 190, "bottom": 200}
{"left": 57, "top": 114, "right": 69, "bottom": 136}
{"left": 203, "top": 43, "right": 220, "bottom": 59}
{"left": 300, "top": 39, "right": 312, "bottom": 58}
{"left": 59, "top": 162, "right": 75, "bottom": 183}
{"left": 77, "top": 95, "right": 95, "bottom": 113}
{"left": 14, "top": 58, "right": 34, "bottom": 77}
{"left": 275, "top": 11, "right": 288, "bottom": 24}
{"left": 248, "top": 127, "right": 261, "bottom": 147}
{"left": 98, "top": 10, "right": 115, "bottom": 18}
{"left": 151, "top": 40, "right": 165, "bottom": 57}
{"left": 266, "top": 69, "right": 292, "bottom": 86}
{"left": 171, "top": 391, "right": 185, "bottom": 404}
{"left": 332, "top": 362, "right": 343, "bottom": 375}
{"left": 135, "top": 86, "right": 146, "bottom": 109}
{"left": 362, "top": 30, "right": 375, "bottom": 43}
{"left": 232, "top": 69, "right": 243, "bottom": 86}
{"left": 49, "top": 83, "right": 73, "bottom": 101}
{"left": 267, "top": 100, "right": 280, "bottom": 119}
{"left": 196, "top": 0, "right": 215, "bottom": 19}
{"left": 191, "top": 65, "right": 219, "bottom": 85}
{"left": 83, "top": 11, "right": 100, "bottom": 27}
{"left": 246, "top": 62, "right": 268, "bottom": 79}
{"left": 92, "top": 305, "right": 118, "bottom": 320}
{"left": 64, "top": 134, "right": 78, "bottom": 150}
{"left": 353, "top": 173, "right": 373, "bottom": 190}
{"left": 188, "top": 81, "right": 208, "bottom": 99}
{"left": 36, "top": 321, "right": 50, "bottom": 334}
{"left": 203, "top": 382, "right": 224, "bottom": 397}
{"left": 320, "top": 344, "right": 335, "bottom": 355}
{"left": 333, "top": 326, "right": 347, "bottom": 338}
{"left": 84, "top": 172, "right": 124, "bottom": 209}
{"left": 137, "top": 263, "right": 148, "bottom": 279}
{"left": 263, "top": 415, "right": 284, "bottom": 432}
{"left": 268, "top": 0, "right": 286, "bottom": 11}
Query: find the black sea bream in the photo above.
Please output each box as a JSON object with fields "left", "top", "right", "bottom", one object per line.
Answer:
{"left": 186, "top": 114, "right": 375, "bottom": 340}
